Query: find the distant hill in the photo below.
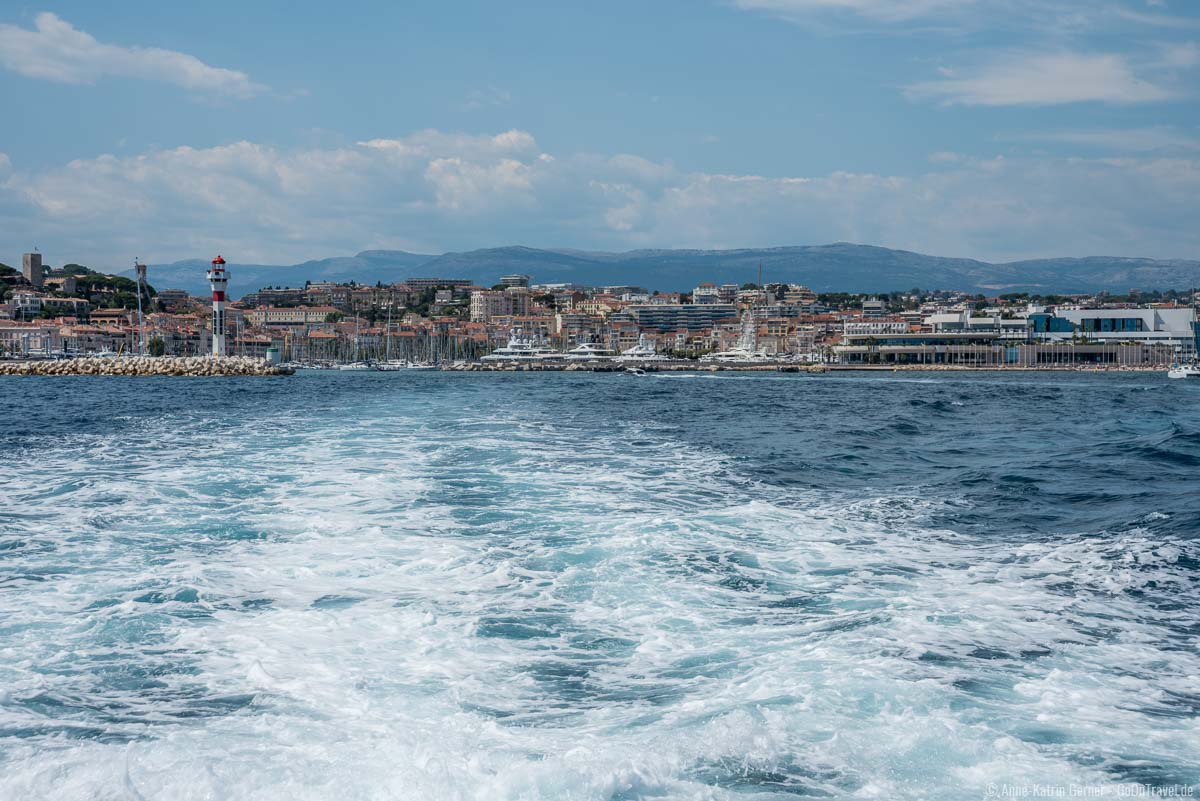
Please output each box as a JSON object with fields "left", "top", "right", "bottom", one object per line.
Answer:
{"left": 142, "top": 244, "right": 1200, "bottom": 298}
{"left": 144, "top": 250, "right": 436, "bottom": 298}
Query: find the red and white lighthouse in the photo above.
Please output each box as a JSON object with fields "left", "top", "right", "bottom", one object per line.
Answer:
{"left": 207, "top": 255, "right": 229, "bottom": 357}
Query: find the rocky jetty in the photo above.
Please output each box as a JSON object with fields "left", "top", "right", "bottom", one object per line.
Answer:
{"left": 0, "top": 356, "right": 293, "bottom": 377}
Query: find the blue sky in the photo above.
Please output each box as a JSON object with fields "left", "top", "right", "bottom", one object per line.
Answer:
{"left": 0, "top": 0, "right": 1197, "bottom": 268}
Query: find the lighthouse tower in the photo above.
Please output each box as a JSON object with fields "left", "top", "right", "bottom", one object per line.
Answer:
{"left": 207, "top": 255, "right": 229, "bottom": 357}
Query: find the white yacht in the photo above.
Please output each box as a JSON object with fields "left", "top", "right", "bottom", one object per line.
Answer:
{"left": 1167, "top": 363, "right": 1200, "bottom": 379}
{"left": 701, "top": 315, "right": 769, "bottom": 363}
{"left": 701, "top": 346, "right": 762, "bottom": 364}
{"left": 565, "top": 342, "right": 614, "bottom": 362}
{"left": 481, "top": 330, "right": 564, "bottom": 362}
{"left": 615, "top": 334, "right": 669, "bottom": 364}
{"left": 337, "top": 361, "right": 372, "bottom": 371}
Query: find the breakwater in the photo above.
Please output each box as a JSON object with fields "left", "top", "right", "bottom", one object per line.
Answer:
{"left": 0, "top": 356, "right": 293, "bottom": 376}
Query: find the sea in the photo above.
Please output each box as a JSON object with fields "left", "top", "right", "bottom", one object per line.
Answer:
{"left": 1, "top": 371, "right": 1197, "bottom": 801}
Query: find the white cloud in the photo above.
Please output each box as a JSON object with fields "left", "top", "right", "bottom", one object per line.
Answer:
{"left": 0, "top": 12, "right": 265, "bottom": 97}
{"left": 734, "top": 0, "right": 1198, "bottom": 29}
{"left": 1018, "top": 127, "right": 1200, "bottom": 152}
{"left": 2, "top": 129, "right": 1198, "bottom": 265}
{"left": 906, "top": 52, "right": 1174, "bottom": 105}
{"left": 1159, "top": 41, "right": 1200, "bottom": 68}
{"left": 459, "top": 86, "right": 513, "bottom": 111}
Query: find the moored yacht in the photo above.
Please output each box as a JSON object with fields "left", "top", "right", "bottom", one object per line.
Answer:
{"left": 1167, "top": 363, "right": 1200, "bottom": 379}
{"left": 565, "top": 342, "right": 614, "bottom": 361}
{"left": 701, "top": 314, "right": 769, "bottom": 363}
{"left": 481, "top": 330, "right": 564, "bottom": 362}
{"left": 615, "top": 334, "right": 669, "bottom": 364}
{"left": 700, "top": 346, "right": 764, "bottom": 364}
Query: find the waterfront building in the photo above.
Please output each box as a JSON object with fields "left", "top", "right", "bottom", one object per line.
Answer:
{"left": 1048, "top": 308, "right": 1196, "bottom": 353}
{"left": 0, "top": 321, "right": 62, "bottom": 355}
{"left": 834, "top": 305, "right": 1198, "bottom": 365}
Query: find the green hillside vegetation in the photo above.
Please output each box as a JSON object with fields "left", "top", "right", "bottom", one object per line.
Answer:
{"left": 62, "top": 264, "right": 157, "bottom": 310}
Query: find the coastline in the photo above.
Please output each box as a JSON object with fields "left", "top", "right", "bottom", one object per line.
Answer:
{"left": 0, "top": 358, "right": 1172, "bottom": 376}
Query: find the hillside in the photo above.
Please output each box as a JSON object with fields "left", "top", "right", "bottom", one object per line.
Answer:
{"left": 142, "top": 244, "right": 1200, "bottom": 298}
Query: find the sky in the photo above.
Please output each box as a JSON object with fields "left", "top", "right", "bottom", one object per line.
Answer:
{"left": 0, "top": 0, "right": 1197, "bottom": 269}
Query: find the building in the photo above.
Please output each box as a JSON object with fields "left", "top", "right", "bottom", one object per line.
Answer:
{"left": 0, "top": 320, "right": 63, "bottom": 355}
{"left": 242, "top": 286, "right": 308, "bottom": 307}
{"left": 601, "top": 285, "right": 646, "bottom": 296}
{"left": 406, "top": 278, "right": 472, "bottom": 292}
{"left": 844, "top": 320, "right": 911, "bottom": 336}
{"left": 1050, "top": 307, "right": 1196, "bottom": 352}
{"left": 156, "top": 289, "right": 191, "bottom": 310}
{"left": 862, "top": 297, "right": 886, "bottom": 317}
{"left": 833, "top": 306, "right": 1199, "bottom": 365}
{"left": 628, "top": 304, "right": 738, "bottom": 332}
{"left": 243, "top": 305, "right": 341, "bottom": 329}
{"left": 42, "top": 274, "right": 77, "bottom": 295}
{"left": 783, "top": 285, "right": 818, "bottom": 307}
{"left": 22, "top": 253, "right": 44, "bottom": 288}
{"left": 470, "top": 290, "right": 512, "bottom": 323}
{"left": 500, "top": 274, "right": 531, "bottom": 288}
{"left": 693, "top": 283, "right": 721, "bottom": 304}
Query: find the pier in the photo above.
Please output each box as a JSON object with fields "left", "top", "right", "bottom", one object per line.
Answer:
{"left": 0, "top": 356, "right": 293, "bottom": 376}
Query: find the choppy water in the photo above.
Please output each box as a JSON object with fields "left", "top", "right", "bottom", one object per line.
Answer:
{"left": 1, "top": 371, "right": 1198, "bottom": 800}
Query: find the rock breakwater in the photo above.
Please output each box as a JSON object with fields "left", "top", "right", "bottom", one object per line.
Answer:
{"left": 0, "top": 356, "right": 293, "bottom": 376}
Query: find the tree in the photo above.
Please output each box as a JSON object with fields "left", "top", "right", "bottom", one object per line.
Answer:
{"left": 148, "top": 336, "right": 166, "bottom": 357}
{"left": 325, "top": 311, "right": 344, "bottom": 323}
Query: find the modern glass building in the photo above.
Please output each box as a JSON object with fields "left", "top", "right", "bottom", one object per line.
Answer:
{"left": 627, "top": 304, "right": 738, "bottom": 332}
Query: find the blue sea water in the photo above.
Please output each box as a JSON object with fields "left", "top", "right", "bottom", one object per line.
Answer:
{"left": 0, "top": 371, "right": 1198, "bottom": 800}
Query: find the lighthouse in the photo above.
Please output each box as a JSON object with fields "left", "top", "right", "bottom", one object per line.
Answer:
{"left": 207, "top": 255, "right": 229, "bottom": 357}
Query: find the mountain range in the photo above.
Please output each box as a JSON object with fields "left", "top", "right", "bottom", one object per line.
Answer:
{"left": 142, "top": 243, "right": 1200, "bottom": 299}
